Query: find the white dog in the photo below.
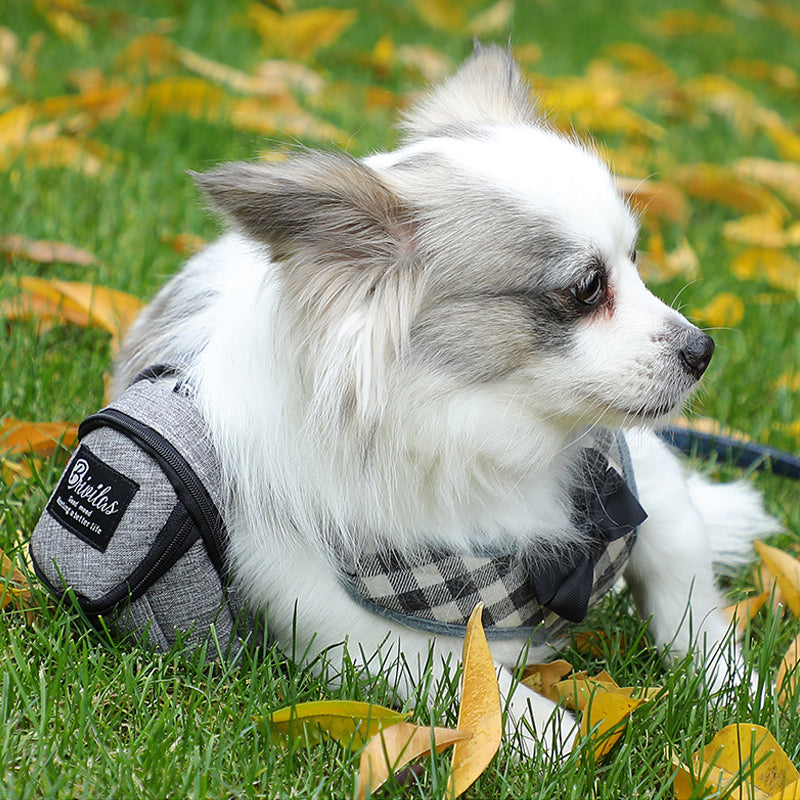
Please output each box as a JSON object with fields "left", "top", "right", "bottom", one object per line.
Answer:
{"left": 113, "top": 46, "right": 775, "bottom": 756}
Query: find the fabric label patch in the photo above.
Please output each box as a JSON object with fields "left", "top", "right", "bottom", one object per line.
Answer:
{"left": 47, "top": 444, "right": 139, "bottom": 552}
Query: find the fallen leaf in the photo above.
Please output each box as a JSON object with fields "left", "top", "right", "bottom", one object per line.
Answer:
{"left": 616, "top": 177, "right": 687, "bottom": 224}
{"left": 777, "top": 629, "right": 800, "bottom": 703}
{"left": 13, "top": 277, "right": 144, "bottom": 350}
{"left": 0, "top": 234, "right": 98, "bottom": 266}
{"left": 466, "top": 0, "right": 514, "bottom": 37}
{"left": 672, "top": 724, "right": 800, "bottom": 800}
{"left": 640, "top": 233, "right": 700, "bottom": 282}
{"left": 0, "top": 550, "right": 32, "bottom": 611}
{"left": 723, "top": 214, "right": 800, "bottom": 248}
{"left": 520, "top": 659, "right": 573, "bottom": 701}
{"left": 731, "top": 249, "right": 800, "bottom": 300}
{"left": 550, "top": 670, "right": 659, "bottom": 759}
{"left": 729, "top": 59, "right": 800, "bottom": 93}
{"left": 246, "top": 4, "right": 356, "bottom": 60}
{"left": 356, "top": 722, "right": 470, "bottom": 800}
{"left": 395, "top": 45, "right": 452, "bottom": 82}
{"left": 754, "top": 541, "right": 800, "bottom": 618}
{"left": 0, "top": 419, "right": 78, "bottom": 457}
{"left": 691, "top": 292, "right": 745, "bottom": 328}
{"left": 733, "top": 158, "right": 800, "bottom": 209}
{"left": 162, "top": 233, "right": 207, "bottom": 256}
{"left": 266, "top": 700, "right": 408, "bottom": 749}
{"left": 723, "top": 591, "right": 770, "bottom": 632}
{"left": 673, "top": 163, "right": 788, "bottom": 219}
{"left": 645, "top": 9, "right": 735, "bottom": 36}
{"left": 446, "top": 603, "right": 502, "bottom": 798}
{"left": 411, "top": 0, "right": 466, "bottom": 32}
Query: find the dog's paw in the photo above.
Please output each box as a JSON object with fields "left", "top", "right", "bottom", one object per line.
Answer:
{"left": 504, "top": 683, "right": 578, "bottom": 760}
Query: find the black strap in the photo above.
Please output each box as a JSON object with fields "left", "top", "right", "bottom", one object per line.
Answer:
{"left": 658, "top": 426, "right": 800, "bottom": 480}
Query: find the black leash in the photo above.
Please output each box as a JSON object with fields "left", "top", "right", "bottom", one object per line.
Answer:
{"left": 657, "top": 426, "right": 800, "bottom": 480}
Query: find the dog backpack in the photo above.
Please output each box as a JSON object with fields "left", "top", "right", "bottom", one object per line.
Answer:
{"left": 29, "top": 367, "right": 254, "bottom": 656}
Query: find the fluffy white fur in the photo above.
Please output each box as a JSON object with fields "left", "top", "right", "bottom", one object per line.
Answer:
{"left": 113, "top": 46, "right": 777, "bottom": 757}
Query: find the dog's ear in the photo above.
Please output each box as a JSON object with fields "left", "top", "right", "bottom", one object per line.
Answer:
{"left": 193, "top": 153, "right": 420, "bottom": 422}
{"left": 401, "top": 43, "right": 538, "bottom": 141}
{"left": 191, "top": 152, "right": 413, "bottom": 269}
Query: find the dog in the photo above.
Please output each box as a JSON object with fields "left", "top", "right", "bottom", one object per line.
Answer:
{"left": 112, "top": 45, "right": 776, "bottom": 756}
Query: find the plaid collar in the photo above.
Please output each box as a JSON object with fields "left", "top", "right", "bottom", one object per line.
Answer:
{"left": 338, "top": 431, "right": 646, "bottom": 642}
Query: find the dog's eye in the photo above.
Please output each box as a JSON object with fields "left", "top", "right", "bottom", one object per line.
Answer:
{"left": 571, "top": 271, "right": 606, "bottom": 308}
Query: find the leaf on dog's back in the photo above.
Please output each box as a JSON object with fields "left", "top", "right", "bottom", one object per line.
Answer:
{"left": 754, "top": 541, "right": 800, "bottom": 618}
{"left": 356, "top": 722, "right": 470, "bottom": 800}
{"left": 266, "top": 700, "right": 408, "bottom": 749}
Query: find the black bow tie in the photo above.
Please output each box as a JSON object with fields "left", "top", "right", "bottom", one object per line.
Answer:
{"left": 527, "top": 447, "right": 647, "bottom": 623}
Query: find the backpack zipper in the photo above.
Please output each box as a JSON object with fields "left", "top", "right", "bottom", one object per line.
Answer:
{"left": 79, "top": 407, "right": 228, "bottom": 578}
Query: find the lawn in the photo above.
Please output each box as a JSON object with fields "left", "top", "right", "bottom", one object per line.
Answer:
{"left": 1, "top": 0, "right": 799, "bottom": 797}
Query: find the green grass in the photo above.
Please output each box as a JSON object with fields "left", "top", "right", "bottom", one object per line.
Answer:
{"left": 1, "top": 0, "right": 800, "bottom": 797}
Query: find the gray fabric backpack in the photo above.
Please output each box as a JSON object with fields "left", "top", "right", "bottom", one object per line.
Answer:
{"left": 29, "top": 367, "right": 255, "bottom": 656}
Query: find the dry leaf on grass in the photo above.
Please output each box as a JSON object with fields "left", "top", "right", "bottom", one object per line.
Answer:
{"left": 0, "top": 234, "right": 98, "bottom": 266}
{"left": 0, "top": 419, "right": 78, "bottom": 457}
{"left": 266, "top": 700, "right": 408, "bottom": 749}
{"left": 446, "top": 603, "right": 502, "bottom": 798}
{"left": 356, "top": 722, "right": 470, "bottom": 800}
{"left": 520, "top": 659, "right": 573, "bottom": 700}
{"left": 551, "top": 670, "right": 660, "bottom": 760}
{"left": 672, "top": 724, "right": 800, "bottom": 800}
{"left": 3, "top": 277, "right": 144, "bottom": 351}
{"left": 754, "top": 541, "right": 800, "bottom": 618}
{"left": 723, "top": 591, "right": 770, "bottom": 632}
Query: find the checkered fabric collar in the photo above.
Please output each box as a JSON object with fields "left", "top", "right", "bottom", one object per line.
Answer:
{"left": 338, "top": 431, "right": 647, "bottom": 642}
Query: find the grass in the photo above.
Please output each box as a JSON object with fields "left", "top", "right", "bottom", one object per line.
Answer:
{"left": 1, "top": 0, "right": 799, "bottom": 797}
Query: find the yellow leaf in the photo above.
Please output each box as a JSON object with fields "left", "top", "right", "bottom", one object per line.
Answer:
{"left": 0, "top": 105, "right": 37, "bottom": 150}
{"left": 519, "top": 659, "right": 573, "bottom": 700}
{"left": 552, "top": 670, "right": 661, "bottom": 713}
{"left": 246, "top": 4, "right": 356, "bottom": 60}
{"left": 757, "top": 109, "right": 800, "bottom": 162}
{"left": 639, "top": 234, "right": 699, "bottom": 282}
{"left": 691, "top": 292, "right": 745, "bottom": 328}
{"left": 777, "top": 629, "right": 800, "bottom": 703}
{"left": 396, "top": 45, "right": 453, "bottom": 82}
{"left": 617, "top": 177, "right": 687, "bottom": 224}
{"left": 17, "top": 277, "right": 143, "bottom": 351}
{"left": 723, "top": 591, "right": 770, "bottom": 633}
{"left": 1, "top": 550, "right": 32, "bottom": 612}
{"left": 370, "top": 35, "right": 396, "bottom": 77}
{"left": 135, "top": 77, "right": 229, "bottom": 123}
{"left": 673, "top": 163, "right": 788, "bottom": 219}
{"left": 0, "top": 234, "right": 98, "bottom": 266}
{"left": 578, "top": 690, "right": 645, "bottom": 760}
{"left": 0, "top": 420, "right": 78, "bottom": 457}
{"left": 731, "top": 249, "right": 800, "bottom": 300}
{"left": 672, "top": 724, "right": 800, "bottom": 800}
{"left": 723, "top": 214, "right": 800, "bottom": 249}
{"left": 356, "top": 722, "right": 470, "bottom": 800}
{"left": 446, "top": 603, "right": 502, "bottom": 798}
{"left": 466, "top": 0, "right": 515, "bottom": 37}
{"left": 754, "top": 541, "right": 800, "bottom": 618}
{"left": 231, "top": 96, "right": 346, "bottom": 142}
{"left": 266, "top": 700, "right": 408, "bottom": 749}
{"left": 646, "top": 9, "right": 734, "bottom": 36}
{"left": 729, "top": 59, "right": 800, "bottom": 94}
{"left": 411, "top": 0, "right": 466, "bottom": 32}
{"left": 733, "top": 158, "right": 800, "bottom": 209}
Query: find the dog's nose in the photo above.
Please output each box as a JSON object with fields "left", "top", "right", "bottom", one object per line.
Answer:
{"left": 679, "top": 329, "right": 715, "bottom": 379}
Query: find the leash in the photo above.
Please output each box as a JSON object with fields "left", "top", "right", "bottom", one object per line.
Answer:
{"left": 657, "top": 423, "right": 800, "bottom": 480}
